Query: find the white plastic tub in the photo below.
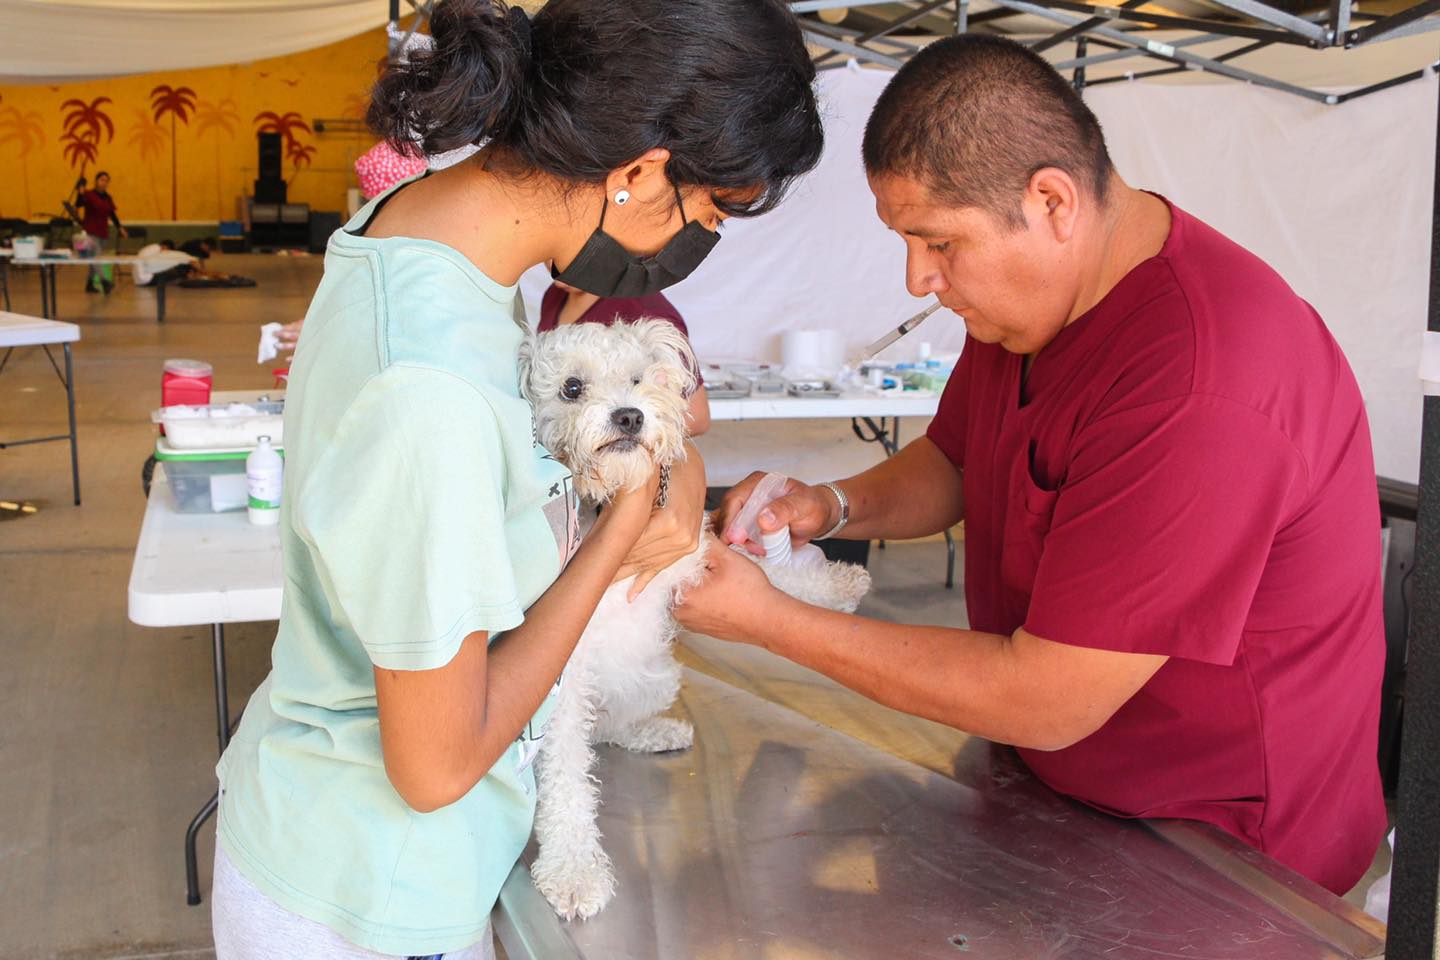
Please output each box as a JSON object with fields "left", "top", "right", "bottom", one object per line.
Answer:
{"left": 152, "top": 400, "right": 284, "bottom": 450}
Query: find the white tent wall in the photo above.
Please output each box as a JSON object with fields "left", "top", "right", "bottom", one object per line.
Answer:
{"left": 0, "top": 0, "right": 389, "bottom": 84}
{"left": 523, "top": 63, "right": 1436, "bottom": 483}
{"left": 1090, "top": 76, "right": 1437, "bottom": 484}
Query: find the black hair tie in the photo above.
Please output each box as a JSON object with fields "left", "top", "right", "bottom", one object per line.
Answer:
{"left": 507, "top": 5, "right": 533, "bottom": 62}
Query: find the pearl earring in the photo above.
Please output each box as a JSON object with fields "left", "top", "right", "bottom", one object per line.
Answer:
{"left": 614, "top": 190, "right": 631, "bottom": 206}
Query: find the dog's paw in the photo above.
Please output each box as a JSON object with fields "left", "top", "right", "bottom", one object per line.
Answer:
{"left": 531, "top": 845, "right": 617, "bottom": 921}
{"left": 601, "top": 716, "right": 694, "bottom": 753}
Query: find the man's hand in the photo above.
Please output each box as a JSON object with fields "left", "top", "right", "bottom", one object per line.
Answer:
{"left": 717, "top": 472, "right": 840, "bottom": 556}
{"left": 673, "top": 540, "right": 783, "bottom": 642}
{"left": 119, "top": 227, "right": 129, "bottom": 239}
{"left": 615, "top": 443, "right": 707, "bottom": 599}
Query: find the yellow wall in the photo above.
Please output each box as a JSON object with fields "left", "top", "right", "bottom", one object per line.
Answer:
{"left": 0, "top": 27, "right": 389, "bottom": 223}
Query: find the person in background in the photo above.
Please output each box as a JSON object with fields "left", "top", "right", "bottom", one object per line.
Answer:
{"left": 539, "top": 279, "right": 711, "bottom": 435}
{"left": 132, "top": 239, "right": 196, "bottom": 287}
{"left": 75, "top": 171, "right": 126, "bottom": 294}
{"left": 179, "top": 236, "right": 218, "bottom": 261}
{"left": 134, "top": 238, "right": 232, "bottom": 286}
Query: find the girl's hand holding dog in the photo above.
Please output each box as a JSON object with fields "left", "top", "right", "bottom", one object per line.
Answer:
{"left": 673, "top": 541, "right": 786, "bottom": 643}
{"left": 616, "top": 442, "right": 707, "bottom": 600}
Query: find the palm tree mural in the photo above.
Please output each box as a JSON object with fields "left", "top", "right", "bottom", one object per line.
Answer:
{"left": 61, "top": 131, "right": 100, "bottom": 173}
{"left": 286, "top": 140, "right": 317, "bottom": 183}
{"left": 150, "top": 84, "right": 198, "bottom": 218}
{"left": 195, "top": 99, "right": 241, "bottom": 220}
{"left": 254, "top": 110, "right": 315, "bottom": 182}
{"left": 58, "top": 96, "right": 114, "bottom": 180}
{"left": 0, "top": 105, "right": 47, "bottom": 215}
{"left": 127, "top": 107, "right": 170, "bottom": 219}
{"left": 61, "top": 97, "right": 114, "bottom": 148}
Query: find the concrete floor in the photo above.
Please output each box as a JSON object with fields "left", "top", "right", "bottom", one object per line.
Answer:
{"left": 0, "top": 256, "right": 970, "bottom": 959}
{"left": 0, "top": 254, "right": 1389, "bottom": 958}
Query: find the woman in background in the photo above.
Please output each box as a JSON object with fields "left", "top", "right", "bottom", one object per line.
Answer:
{"left": 75, "top": 171, "right": 126, "bottom": 294}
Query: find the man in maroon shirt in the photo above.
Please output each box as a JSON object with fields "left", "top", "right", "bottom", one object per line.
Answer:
{"left": 677, "top": 34, "right": 1386, "bottom": 895}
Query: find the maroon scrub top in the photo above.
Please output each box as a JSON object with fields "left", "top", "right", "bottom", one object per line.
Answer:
{"left": 928, "top": 199, "right": 1386, "bottom": 894}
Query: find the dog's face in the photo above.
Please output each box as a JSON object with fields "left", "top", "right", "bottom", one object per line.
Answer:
{"left": 521, "top": 318, "right": 697, "bottom": 502}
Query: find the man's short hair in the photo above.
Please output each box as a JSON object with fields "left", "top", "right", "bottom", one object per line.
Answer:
{"left": 862, "top": 34, "right": 1114, "bottom": 229}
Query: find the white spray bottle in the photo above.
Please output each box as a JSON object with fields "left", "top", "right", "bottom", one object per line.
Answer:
{"left": 726, "top": 472, "right": 828, "bottom": 570}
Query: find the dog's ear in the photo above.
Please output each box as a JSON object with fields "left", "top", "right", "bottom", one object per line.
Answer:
{"left": 517, "top": 330, "right": 538, "bottom": 404}
{"left": 637, "top": 318, "right": 698, "bottom": 397}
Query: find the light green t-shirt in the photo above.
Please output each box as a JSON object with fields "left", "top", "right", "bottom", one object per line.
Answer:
{"left": 216, "top": 190, "right": 578, "bottom": 956}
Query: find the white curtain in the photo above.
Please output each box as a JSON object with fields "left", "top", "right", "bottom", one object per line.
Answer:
{"left": 0, "top": 0, "right": 390, "bottom": 83}
{"left": 525, "top": 62, "right": 1436, "bottom": 482}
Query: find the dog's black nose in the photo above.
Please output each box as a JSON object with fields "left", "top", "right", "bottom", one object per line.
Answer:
{"left": 611, "top": 407, "right": 644, "bottom": 436}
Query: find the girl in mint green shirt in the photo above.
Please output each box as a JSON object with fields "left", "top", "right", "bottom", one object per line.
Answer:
{"left": 212, "top": 0, "right": 824, "bottom": 955}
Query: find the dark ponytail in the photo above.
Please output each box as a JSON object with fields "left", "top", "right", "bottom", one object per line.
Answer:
{"left": 367, "top": 0, "right": 530, "bottom": 158}
{"left": 368, "top": 0, "right": 824, "bottom": 218}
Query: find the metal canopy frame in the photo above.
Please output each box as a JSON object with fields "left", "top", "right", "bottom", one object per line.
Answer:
{"left": 791, "top": 1, "right": 1440, "bottom": 957}
{"left": 793, "top": 0, "right": 1440, "bottom": 103}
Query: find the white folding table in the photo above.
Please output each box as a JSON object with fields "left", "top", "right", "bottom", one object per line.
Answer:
{"left": 128, "top": 470, "right": 283, "bottom": 905}
{"left": 0, "top": 312, "right": 81, "bottom": 505}
{"left": 0, "top": 249, "right": 188, "bottom": 322}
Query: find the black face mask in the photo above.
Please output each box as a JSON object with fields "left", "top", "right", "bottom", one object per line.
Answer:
{"left": 552, "top": 186, "right": 720, "bottom": 298}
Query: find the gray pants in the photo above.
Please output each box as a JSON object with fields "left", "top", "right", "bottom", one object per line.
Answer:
{"left": 211, "top": 844, "right": 496, "bottom": 960}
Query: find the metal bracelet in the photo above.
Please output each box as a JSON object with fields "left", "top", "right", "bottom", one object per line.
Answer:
{"left": 814, "top": 481, "right": 850, "bottom": 541}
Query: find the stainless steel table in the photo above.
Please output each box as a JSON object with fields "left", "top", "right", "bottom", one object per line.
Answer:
{"left": 494, "top": 635, "right": 1387, "bottom": 959}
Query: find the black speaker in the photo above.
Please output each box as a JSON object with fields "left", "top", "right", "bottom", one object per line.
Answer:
{"left": 257, "top": 132, "right": 282, "bottom": 181}
{"left": 253, "top": 179, "right": 287, "bottom": 205}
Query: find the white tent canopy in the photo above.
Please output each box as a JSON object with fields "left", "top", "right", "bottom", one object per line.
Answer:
{"left": 0, "top": 0, "right": 390, "bottom": 84}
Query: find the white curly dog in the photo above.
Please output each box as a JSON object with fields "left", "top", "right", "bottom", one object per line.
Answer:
{"left": 519, "top": 318, "right": 871, "bottom": 920}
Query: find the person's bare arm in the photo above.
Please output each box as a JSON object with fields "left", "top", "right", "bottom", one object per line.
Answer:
{"left": 719, "top": 437, "right": 962, "bottom": 552}
{"left": 675, "top": 547, "right": 1166, "bottom": 749}
{"left": 375, "top": 477, "right": 656, "bottom": 812}
{"left": 685, "top": 385, "right": 711, "bottom": 436}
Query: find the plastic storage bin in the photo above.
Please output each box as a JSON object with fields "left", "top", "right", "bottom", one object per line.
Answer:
{"left": 151, "top": 399, "right": 283, "bottom": 449}
{"left": 155, "top": 438, "right": 284, "bottom": 513}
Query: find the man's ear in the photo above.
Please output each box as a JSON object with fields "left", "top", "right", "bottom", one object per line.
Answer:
{"left": 1027, "top": 167, "right": 1080, "bottom": 243}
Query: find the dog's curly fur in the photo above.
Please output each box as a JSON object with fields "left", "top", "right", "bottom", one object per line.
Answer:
{"left": 519, "top": 318, "right": 870, "bottom": 920}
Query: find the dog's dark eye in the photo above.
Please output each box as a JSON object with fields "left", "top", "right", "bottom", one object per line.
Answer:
{"left": 631, "top": 376, "right": 642, "bottom": 386}
{"left": 560, "top": 377, "right": 584, "bottom": 401}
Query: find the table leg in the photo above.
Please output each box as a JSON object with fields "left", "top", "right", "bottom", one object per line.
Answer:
{"left": 47, "top": 265, "right": 57, "bottom": 319}
{"left": 185, "top": 622, "right": 231, "bottom": 906}
{"left": 63, "top": 343, "right": 79, "bottom": 506}
{"left": 185, "top": 791, "right": 219, "bottom": 907}
{"left": 156, "top": 281, "right": 166, "bottom": 324}
{"left": 1, "top": 258, "right": 9, "bottom": 311}
{"left": 38, "top": 265, "right": 49, "bottom": 318}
